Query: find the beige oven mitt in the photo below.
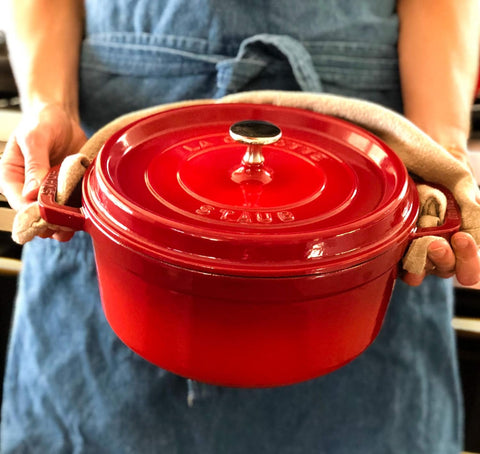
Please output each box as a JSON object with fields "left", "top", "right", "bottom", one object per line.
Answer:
{"left": 11, "top": 90, "right": 480, "bottom": 275}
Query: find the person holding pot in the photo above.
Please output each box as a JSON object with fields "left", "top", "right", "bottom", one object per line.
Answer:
{"left": 1, "top": 0, "right": 480, "bottom": 453}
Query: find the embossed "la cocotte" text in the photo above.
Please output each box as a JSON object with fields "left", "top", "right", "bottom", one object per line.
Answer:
{"left": 196, "top": 205, "right": 295, "bottom": 224}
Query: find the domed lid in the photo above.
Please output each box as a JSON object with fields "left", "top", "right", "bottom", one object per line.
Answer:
{"left": 83, "top": 103, "right": 419, "bottom": 276}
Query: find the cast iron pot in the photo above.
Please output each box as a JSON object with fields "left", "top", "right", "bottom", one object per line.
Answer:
{"left": 39, "top": 103, "right": 460, "bottom": 387}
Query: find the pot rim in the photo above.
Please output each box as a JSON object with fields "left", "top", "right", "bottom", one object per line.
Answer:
{"left": 82, "top": 102, "right": 421, "bottom": 277}
{"left": 83, "top": 166, "right": 420, "bottom": 277}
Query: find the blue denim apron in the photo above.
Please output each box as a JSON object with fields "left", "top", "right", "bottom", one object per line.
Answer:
{"left": 1, "top": 1, "right": 463, "bottom": 453}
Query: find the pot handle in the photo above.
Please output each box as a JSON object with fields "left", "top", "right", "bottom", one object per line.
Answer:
{"left": 411, "top": 184, "right": 461, "bottom": 240}
{"left": 402, "top": 184, "right": 462, "bottom": 274}
{"left": 38, "top": 165, "right": 85, "bottom": 231}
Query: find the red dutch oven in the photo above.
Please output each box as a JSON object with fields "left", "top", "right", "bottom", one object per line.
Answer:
{"left": 39, "top": 103, "right": 460, "bottom": 387}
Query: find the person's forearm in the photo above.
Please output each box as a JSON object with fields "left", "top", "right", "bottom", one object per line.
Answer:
{"left": 4, "top": 0, "right": 85, "bottom": 119}
{"left": 397, "top": 0, "right": 480, "bottom": 159}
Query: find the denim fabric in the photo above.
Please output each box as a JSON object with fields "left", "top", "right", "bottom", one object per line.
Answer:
{"left": 1, "top": 1, "right": 463, "bottom": 453}
{"left": 78, "top": 31, "right": 402, "bottom": 136}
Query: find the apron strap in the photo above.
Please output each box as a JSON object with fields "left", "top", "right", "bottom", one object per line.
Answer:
{"left": 216, "top": 34, "right": 322, "bottom": 94}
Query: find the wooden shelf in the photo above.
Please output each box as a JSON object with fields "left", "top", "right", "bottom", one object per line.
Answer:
{"left": 453, "top": 317, "right": 480, "bottom": 338}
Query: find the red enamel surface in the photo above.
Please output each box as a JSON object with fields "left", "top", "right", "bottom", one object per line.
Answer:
{"left": 84, "top": 103, "right": 418, "bottom": 276}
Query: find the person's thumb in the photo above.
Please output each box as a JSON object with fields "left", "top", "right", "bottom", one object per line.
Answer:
{"left": 19, "top": 129, "right": 52, "bottom": 200}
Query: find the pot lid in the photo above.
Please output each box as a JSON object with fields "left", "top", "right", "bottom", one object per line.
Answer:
{"left": 84, "top": 103, "right": 419, "bottom": 276}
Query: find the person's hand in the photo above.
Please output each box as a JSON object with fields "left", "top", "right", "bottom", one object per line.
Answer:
{"left": 402, "top": 232, "right": 480, "bottom": 287}
{"left": 402, "top": 145, "right": 480, "bottom": 287}
{"left": 0, "top": 102, "right": 87, "bottom": 241}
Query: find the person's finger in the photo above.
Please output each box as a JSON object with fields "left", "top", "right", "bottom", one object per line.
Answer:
{"left": 401, "top": 239, "right": 454, "bottom": 286}
{"left": 427, "top": 239, "right": 456, "bottom": 279}
{"left": 38, "top": 227, "right": 75, "bottom": 242}
{"left": 401, "top": 268, "right": 426, "bottom": 287}
{"left": 52, "top": 231, "right": 75, "bottom": 242}
{"left": 0, "top": 136, "right": 28, "bottom": 211}
{"left": 16, "top": 127, "right": 51, "bottom": 197}
{"left": 451, "top": 232, "right": 480, "bottom": 286}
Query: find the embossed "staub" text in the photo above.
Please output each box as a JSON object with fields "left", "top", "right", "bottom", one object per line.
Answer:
{"left": 196, "top": 205, "right": 295, "bottom": 224}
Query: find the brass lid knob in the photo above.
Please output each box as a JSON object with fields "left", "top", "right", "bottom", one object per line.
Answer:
{"left": 229, "top": 120, "right": 282, "bottom": 166}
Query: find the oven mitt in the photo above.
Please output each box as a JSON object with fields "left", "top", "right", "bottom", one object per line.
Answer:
{"left": 11, "top": 90, "right": 480, "bottom": 276}
{"left": 415, "top": 184, "right": 447, "bottom": 228}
